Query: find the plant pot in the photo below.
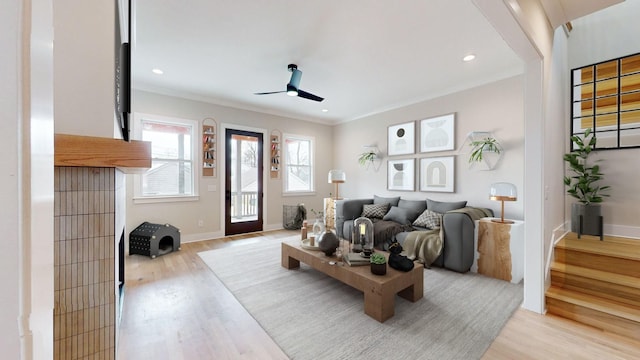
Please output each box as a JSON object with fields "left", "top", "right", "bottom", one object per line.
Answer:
{"left": 370, "top": 262, "right": 387, "bottom": 275}
{"left": 571, "top": 203, "right": 602, "bottom": 236}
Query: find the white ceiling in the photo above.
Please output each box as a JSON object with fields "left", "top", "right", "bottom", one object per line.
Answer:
{"left": 132, "top": 0, "right": 527, "bottom": 124}
{"left": 540, "top": 0, "right": 624, "bottom": 28}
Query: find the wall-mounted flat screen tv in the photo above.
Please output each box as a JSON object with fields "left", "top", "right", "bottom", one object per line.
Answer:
{"left": 115, "top": 0, "right": 131, "bottom": 141}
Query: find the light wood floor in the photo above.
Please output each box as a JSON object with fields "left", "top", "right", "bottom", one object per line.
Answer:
{"left": 117, "top": 230, "right": 640, "bottom": 360}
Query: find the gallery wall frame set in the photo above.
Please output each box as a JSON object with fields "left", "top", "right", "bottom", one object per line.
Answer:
{"left": 387, "top": 122, "right": 415, "bottom": 156}
{"left": 420, "top": 113, "right": 455, "bottom": 153}
{"left": 419, "top": 156, "right": 455, "bottom": 193}
{"left": 387, "top": 156, "right": 455, "bottom": 192}
{"left": 386, "top": 113, "right": 455, "bottom": 157}
{"left": 386, "top": 113, "right": 456, "bottom": 192}
{"left": 387, "top": 159, "right": 415, "bottom": 191}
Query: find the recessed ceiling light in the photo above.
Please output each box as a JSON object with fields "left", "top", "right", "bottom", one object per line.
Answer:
{"left": 463, "top": 54, "right": 476, "bottom": 62}
{"left": 152, "top": 68, "right": 164, "bottom": 75}
{"left": 322, "top": 109, "right": 329, "bottom": 113}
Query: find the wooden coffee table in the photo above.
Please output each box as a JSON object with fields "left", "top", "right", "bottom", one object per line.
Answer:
{"left": 281, "top": 239, "right": 423, "bottom": 322}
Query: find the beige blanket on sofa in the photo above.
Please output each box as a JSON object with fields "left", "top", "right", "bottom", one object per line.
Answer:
{"left": 401, "top": 225, "right": 444, "bottom": 268}
{"left": 401, "top": 207, "right": 491, "bottom": 268}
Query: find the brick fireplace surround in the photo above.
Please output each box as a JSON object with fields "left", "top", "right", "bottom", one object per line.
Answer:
{"left": 53, "top": 134, "right": 150, "bottom": 359}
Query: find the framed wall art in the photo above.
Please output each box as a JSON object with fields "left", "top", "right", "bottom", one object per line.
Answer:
{"left": 387, "top": 159, "right": 415, "bottom": 191}
{"left": 420, "top": 156, "right": 454, "bottom": 192}
{"left": 420, "top": 113, "right": 455, "bottom": 153}
{"left": 387, "top": 121, "right": 415, "bottom": 156}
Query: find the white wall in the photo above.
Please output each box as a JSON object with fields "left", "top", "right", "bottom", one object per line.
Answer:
{"left": 545, "top": 27, "right": 570, "bottom": 285}
{"left": 1, "top": 0, "right": 23, "bottom": 356}
{"left": 475, "top": 0, "right": 553, "bottom": 313}
{"left": 333, "top": 76, "right": 525, "bottom": 220}
{"left": 567, "top": 0, "right": 640, "bottom": 237}
{"left": 568, "top": 1, "right": 640, "bottom": 69}
{"left": 2, "top": 0, "right": 55, "bottom": 358}
{"left": 128, "top": 90, "right": 334, "bottom": 241}
{"left": 27, "top": 0, "right": 56, "bottom": 354}
{"left": 53, "top": 0, "right": 118, "bottom": 138}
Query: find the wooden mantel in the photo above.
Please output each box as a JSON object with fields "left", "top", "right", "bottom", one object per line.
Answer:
{"left": 54, "top": 133, "right": 151, "bottom": 170}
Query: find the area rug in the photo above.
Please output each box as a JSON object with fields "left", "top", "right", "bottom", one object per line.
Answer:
{"left": 198, "top": 236, "right": 523, "bottom": 360}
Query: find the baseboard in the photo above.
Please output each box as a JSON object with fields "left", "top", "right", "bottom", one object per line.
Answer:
{"left": 545, "top": 223, "right": 568, "bottom": 283}
{"left": 555, "top": 222, "right": 570, "bottom": 243}
{"left": 264, "top": 223, "right": 285, "bottom": 232}
{"left": 604, "top": 224, "right": 640, "bottom": 239}
{"left": 180, "top": 224, "right": 287, "bottom": 244}
{"left": 181, "top": 231, "right": 225, "bottom": 243}
{"left": 563, "top": 221, "right": 640, "bottom": 240}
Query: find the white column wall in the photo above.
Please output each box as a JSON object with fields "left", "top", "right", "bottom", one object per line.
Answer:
{"left": 1, "top": 0, "right": 55, "bottom": 358}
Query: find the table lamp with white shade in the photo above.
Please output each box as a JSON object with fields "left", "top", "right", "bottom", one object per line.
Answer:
{"left": 490, "top": 182, "right": 517, "bottom": 224}
{"left": 328, "top": 169, "right": 346, "bottom": 200}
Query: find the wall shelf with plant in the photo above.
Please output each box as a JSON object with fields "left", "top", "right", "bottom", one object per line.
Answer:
{"left": 358, "top": 145, "right": 382, "bottom": 171}
{"left": 462, "top": 131, "right": 503, "bottom": 170}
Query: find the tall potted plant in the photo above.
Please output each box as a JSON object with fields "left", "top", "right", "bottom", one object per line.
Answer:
{"left": 563, "top": 128, "right": 609, "bottom": 235}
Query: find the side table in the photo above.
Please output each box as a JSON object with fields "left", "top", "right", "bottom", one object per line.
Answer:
{"left": 475, "top": 217, "right": 524, "bottom": 284}
{"left": 324, "top": 197, "right": 337, "bottom": 230}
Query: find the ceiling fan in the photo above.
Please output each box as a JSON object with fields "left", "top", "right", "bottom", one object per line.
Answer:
{"left": 255, "top": 64, "right": 324, "bottom": 102}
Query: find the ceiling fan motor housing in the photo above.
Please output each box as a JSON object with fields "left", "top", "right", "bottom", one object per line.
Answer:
{"left": 288, "top": 68, "right": 302, "bottom": 89}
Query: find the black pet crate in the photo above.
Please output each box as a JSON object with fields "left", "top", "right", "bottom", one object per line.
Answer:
{"left": 129, "top": 222, "right": 181, "bottom": 259}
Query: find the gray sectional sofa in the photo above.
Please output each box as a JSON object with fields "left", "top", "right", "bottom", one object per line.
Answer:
{"left": 335, "top": 195, "right": 492, "bottom": 273}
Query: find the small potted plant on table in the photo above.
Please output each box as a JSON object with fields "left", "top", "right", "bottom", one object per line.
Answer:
{"left": 370, "top": 253, "right": 387, "bottom": 275}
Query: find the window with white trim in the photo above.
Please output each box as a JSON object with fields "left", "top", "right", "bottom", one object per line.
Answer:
{"left": 134, "top": 113, "right": 197, "bottom": 200}
{"left": 283, "top": 134, "right": 314, "bottom": 193}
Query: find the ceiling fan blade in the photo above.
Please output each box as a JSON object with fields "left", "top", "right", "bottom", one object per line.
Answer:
{"left": 297, "top": 89, "right": 324, "bottom": 102}
{"left": 254, "top": 90, "right": 286, "bottom": 95}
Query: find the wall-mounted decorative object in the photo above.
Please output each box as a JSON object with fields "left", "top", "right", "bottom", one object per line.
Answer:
{"left": 420, "top": 113, "right": 455, "bottom": 153}
{"left": 202, "top": 118, "right": 217, "bottom": 177}
{"left": 420, "top": 156, "right": 454, "bottom": 192}
{"left": 358, "top": 145, "right": 382, "bottom": 171}
{"left": 387, "top": 159, "right": 415, "bottom": 191}
{"left": 270, "top": 130, "right": 281, "bottom": 179}
{"left": 571, "top": 52, "right": 640, "bottom": 149}
{"left": 469, "top": 136, "right": 501, "bottom": 163}
{"left": 461, "top": 131, "right": 503, "bottom": 170}
{"left": 387, "top": 122, "right": 415, "bottom": 156}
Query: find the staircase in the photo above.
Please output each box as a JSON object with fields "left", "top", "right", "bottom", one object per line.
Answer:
{"left": 546, "top": 232, "right": 640, "bottom": 340}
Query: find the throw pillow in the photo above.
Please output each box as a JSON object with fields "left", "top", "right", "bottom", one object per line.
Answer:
{"left": 427, "top": 199, "right": 467, "bottom": 214}
{"left": 413, "top": 209, "right": 441, "bottom": 229}
{"left": 398, "top": 199, "right": 427, "bottom": 214}
{"left": 361, "top": 203, "right": 390, "bottom": 219}
{"left": 383, "top": 206, "right": 420, "bottom": 225}
{"left": 374, "top": 195, "right": 400, "bottom": 207}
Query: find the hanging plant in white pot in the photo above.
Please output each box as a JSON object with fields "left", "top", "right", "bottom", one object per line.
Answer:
{"left": 357, "top": 146, "right": 381, "bottom": 171}
{"left": 466, "top": 132, "right": 503, "bottom": 170}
